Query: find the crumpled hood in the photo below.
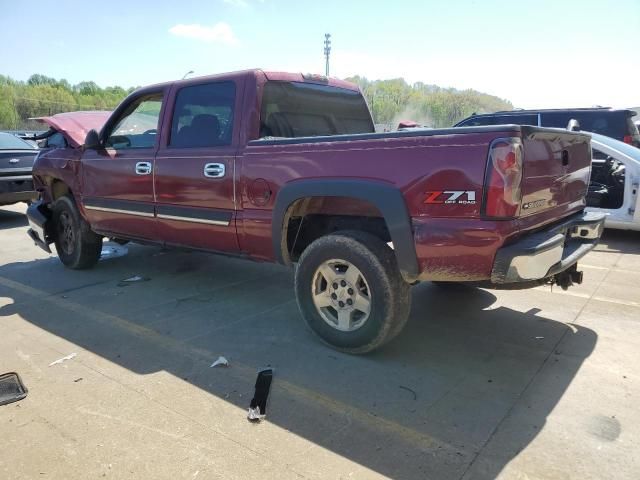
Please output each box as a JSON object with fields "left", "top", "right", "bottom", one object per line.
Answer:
{"left": 34, "top": 111, "right": 111, "bottom": 148}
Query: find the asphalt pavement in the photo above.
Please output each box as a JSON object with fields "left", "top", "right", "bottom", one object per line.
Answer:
{"left": 1, "top": 203, "right": 639, "bottom": 479}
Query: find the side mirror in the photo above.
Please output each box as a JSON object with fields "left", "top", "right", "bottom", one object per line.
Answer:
{"left": 84, "top": 129, "right": 101, "bottom": 150}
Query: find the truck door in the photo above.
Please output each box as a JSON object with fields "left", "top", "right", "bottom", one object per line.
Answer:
{"left": 153, "top": 80, "right": 240, "bottom": 253}
{"left": 81, "top": 91, "right": 165, "bottom": 240}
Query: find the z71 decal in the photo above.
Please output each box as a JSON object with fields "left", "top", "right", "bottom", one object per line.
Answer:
{"left": 424, "top": 190, "right": 477, "bottom": 205}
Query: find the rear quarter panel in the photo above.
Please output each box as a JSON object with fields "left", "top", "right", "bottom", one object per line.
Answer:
{"left": 239, "top": 131, "right": 503, "bottom": 263}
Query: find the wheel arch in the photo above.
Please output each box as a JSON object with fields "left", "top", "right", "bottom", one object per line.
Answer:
{"left": 272, "top": 179, "right": 419, "bottom": 282}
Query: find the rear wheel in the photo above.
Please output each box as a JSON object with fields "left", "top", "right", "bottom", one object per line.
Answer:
{"left": 53, "top": 195, "right": 102, "bottom": 269}
{"left": 295, "top": 231, "right": 411, "bottom": 354}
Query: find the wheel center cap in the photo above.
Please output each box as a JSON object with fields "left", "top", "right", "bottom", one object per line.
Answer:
{"left": 331, "top": 280, "right": 355, "bottom": 309}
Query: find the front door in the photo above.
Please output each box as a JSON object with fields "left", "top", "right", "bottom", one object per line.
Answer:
{"left": 154, "top": 80, "right": 239, "bottom": 253}
{"left": 81, "top": 91, "right": 165, "bottom": 240}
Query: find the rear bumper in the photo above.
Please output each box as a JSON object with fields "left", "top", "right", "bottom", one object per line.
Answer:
{"left": 0, "top": 176, "right": 36, "bottom": 205}
{"left": 26, "top": 200, "right": 53, "bottom": 253}
{"left": 491, "top": 210, "right": 605, "bottom": 283}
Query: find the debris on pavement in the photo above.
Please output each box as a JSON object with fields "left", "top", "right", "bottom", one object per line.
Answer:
{"left": 0, "top": 372, "right": 28, "bottom": 406}
{"left": 247, "top": 368, "right": 273, "bottom": 423}
{"left": 210, "top": 356, "right": 229, "bottom": 368}
{"left": 48, "top": 353, "right": 77, "bottom": 366}
{"left": 399, "top": 385, "right": 417, "bottom": 400}
{"left": 535, "top": 336, "right": 545, "bottom": 340}
{"left": 100, "top": 244, "right": 129, "bottom": 261}
{"left": 117, "top": 275, "right": 150, "bottom": 287}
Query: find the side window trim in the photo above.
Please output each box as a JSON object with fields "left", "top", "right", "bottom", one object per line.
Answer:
{"left": 168, "top": 81, "right": 237, "bottom": 149}
{"left": 102, "top": 90, "right": 165, "bottom": 151}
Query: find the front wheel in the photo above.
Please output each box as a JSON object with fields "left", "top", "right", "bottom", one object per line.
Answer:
{"left": 294, "top": 231, "right": 411, "bottom": 354}
{"left": 52, "top": 195, "right": 102, "bottom": 269}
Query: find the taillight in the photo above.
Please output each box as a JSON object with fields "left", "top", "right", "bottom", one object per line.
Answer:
{"left": 484, "top": 137, "right": 523, "bottom": 218}
{"left": 623, "top": 135, "right": 633, "bottom": 144}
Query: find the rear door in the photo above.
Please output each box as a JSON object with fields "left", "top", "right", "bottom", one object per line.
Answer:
{"left": 153, "top": 80, "right": 240, "bottom": 253}
{"left": 81, "top": 91, "right": 164, "bottom": 240}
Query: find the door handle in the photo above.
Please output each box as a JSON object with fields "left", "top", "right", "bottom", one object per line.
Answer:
{"left": 204, "top": 163, "right": 225, "bottom": 178}
{"left": 135, "top": 162, "right": 152, "bottom": 175}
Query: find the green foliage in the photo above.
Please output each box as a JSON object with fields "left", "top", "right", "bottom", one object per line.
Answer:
{"left": 345, "top": 76, "right": 513, "bottom": 128}
{"left": 0, "top": 72, "right": 513, "bottom": 131}
{"left": 0, "top": 74, "right": 130, "bottom": 130}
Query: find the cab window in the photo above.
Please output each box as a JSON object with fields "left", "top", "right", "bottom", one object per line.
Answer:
{"left": 259, "top": 81, "right": 374, "bottom": 138}
{"left": 169, "top": 82, "right": 236, "bottom": 148}
{"left": 105, "top": 93, "right": 163, "bottom": 149}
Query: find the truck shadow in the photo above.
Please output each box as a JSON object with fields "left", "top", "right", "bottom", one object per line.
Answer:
{"left": 0, "top": 246, "right": 597, "bottom": 479}
{"left": 597, "top": 229, "right": 640, "bottom": 254}
{"left": 0, "top": 207, "right": 28, "bottom": 230}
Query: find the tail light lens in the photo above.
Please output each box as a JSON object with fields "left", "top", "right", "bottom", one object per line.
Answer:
{"left": 623, "top": 135, "right": 633, "bottom": 144}
{"left": 484, "top": 137, "right": 523, "bottom": 218}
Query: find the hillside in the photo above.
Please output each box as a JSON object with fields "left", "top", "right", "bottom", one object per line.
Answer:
{"left": 0, "top": 73, "right": 513, "bottom": 131}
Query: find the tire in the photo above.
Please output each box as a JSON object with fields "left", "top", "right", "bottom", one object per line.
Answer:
{"left": 52, "top": 195, "right": 102, "bottom": 269}
{"left": 294, "top": 230, "right": 411, "bottom": 354}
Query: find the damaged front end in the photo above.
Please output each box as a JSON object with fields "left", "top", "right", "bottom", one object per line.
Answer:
{"left": 27, "top": 200, "right": 53, "bottom": 253}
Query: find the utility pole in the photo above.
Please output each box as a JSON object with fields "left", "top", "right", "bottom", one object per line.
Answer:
{"left": 324, "top": 33, "right": 331, "bottom": 77}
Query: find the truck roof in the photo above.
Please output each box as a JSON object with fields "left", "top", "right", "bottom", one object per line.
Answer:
{"left": 136, "top": 69, "right": 360, "bottom": 93}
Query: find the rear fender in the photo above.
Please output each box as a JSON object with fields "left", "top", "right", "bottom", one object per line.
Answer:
{"left": 272, "top": 179, "right": 419, "bottom": 282}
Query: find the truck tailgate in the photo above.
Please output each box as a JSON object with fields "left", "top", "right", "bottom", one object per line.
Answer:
{"left": 519, "top": 127, "right": 592, "bottom": 219}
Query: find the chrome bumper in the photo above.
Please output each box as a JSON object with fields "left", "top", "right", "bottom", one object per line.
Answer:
{"left": 491, "top": 211, "right": 606, "bottom": 284}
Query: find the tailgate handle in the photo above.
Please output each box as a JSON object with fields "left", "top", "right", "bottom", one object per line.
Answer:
{"left": 562, "top": 150, "right": 569, "bottom": 166}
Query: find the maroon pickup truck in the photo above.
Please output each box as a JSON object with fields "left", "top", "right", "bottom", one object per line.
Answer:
{"left": 27, "top": 69, "right": 605, "bottom": 353}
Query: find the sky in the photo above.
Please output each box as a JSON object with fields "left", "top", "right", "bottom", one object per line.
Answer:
{"left": 1, "top": 0, "right": 638, "bottom": 109}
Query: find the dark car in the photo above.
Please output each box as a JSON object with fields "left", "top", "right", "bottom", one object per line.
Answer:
{"left": 0, "top": 132, "right": 38, "bottom": 207}
{"left": 455, "top": 108, "right": 640, "bottom": 147}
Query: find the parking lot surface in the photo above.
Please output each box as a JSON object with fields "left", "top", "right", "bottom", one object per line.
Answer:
{"left": 1, "top": 203, "right": 639, "bottom": 479}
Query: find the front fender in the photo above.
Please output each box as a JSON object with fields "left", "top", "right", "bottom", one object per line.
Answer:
{"left": 32, "top": 148, "right": 83, "bottom": 203}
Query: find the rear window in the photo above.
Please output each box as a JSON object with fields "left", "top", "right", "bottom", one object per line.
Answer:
{"left": 259, "top": 81, "right": 374, "bottom": 138}
{"left": 541, "top": 111, "right": 634, "bottom": 140}
{"left": 457, "top": 114, "right": 538, "bottom": 127}
{"left": 0, "top": 132, "right": 35, "bottom": 150}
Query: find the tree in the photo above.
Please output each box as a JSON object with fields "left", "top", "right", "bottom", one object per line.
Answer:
{"left": 0, "top": 72, "right": 514, "bottom": 131}
{"left": 27, "top": 74, "right": 58, "bottom": 86}
{"left": 0, "top": 74, "right": 128, "bottom": 130}
{"left": 347, "top": 76, "right": 513, "bottom": 128}
{"left": 74, "top": 81, "right": 100, "bottom": 96}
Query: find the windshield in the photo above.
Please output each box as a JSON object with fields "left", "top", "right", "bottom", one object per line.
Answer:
{"left": 259, "top": 81, "right": 374, "bottom": 138}
{"left": 0, "top": 132, "right": 36, "bottom": 150}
